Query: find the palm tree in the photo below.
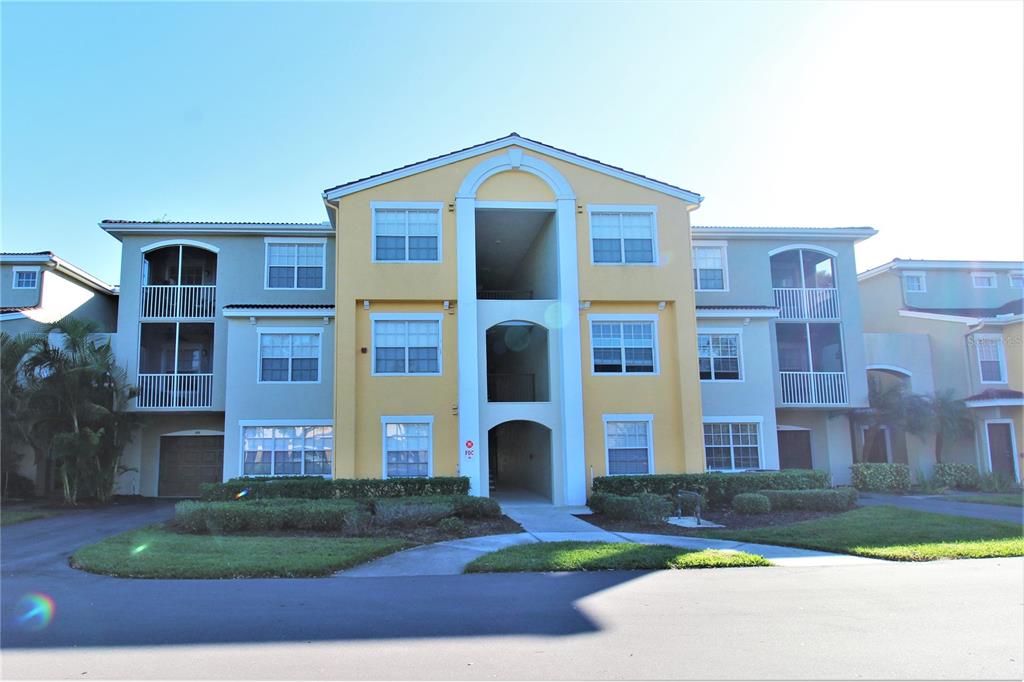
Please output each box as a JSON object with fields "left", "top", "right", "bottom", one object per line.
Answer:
{"left": 1, "top": 332, "right": 41, "bottom": 495}
{"left": 854, "top": 377, "right": 931, "bottom": 462}
{"left": 928, "top": 390, "right": 974, "bottom": 465}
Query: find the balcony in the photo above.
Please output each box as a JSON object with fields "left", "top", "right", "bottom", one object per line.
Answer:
{"left": 137, "top": 373, "right": 214, "bottom": 408}
{"left": 773, "top": 287, "right": 839, "bottom": 320}
{"left": 141, "top": 285, "right": 216, "bottom": 318}
{"left": 780, "top": 371, "right": 848, "bottom": 406}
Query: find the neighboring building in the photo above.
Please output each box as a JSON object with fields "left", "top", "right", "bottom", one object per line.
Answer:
{"left": 858, "top": 259, "right": 1024, "bottom": 482}
{"left": 692, "top": 227, "right": 876, "bottom": 485}
{"left": 0, "top": 251, "right": 117, "bottom": 335}
{"left": 99, "top": 222, "right": 336, "bottom": 497}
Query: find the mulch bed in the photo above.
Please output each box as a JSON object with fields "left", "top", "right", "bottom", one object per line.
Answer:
{"left": 576, "top": 509, "right": 841, "bottom": 536}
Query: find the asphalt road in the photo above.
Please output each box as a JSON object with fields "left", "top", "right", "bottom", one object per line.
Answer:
{"left": 858, "top": 492, "right": 1024, "bottom": 523}
{"left": 2, "top": 503, "right": 1022, "bottom": 680}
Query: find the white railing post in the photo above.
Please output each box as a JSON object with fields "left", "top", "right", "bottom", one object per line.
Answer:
{"left": 141, "top": 285, "right": 216, "bottom": 319}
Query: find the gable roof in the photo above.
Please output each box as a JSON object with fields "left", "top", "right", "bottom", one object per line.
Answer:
{"left": 0, "top": 252, "right": 116, "bottom": 294}
{"left": 322, "top": 133, "right": 703, "bottom": 204}
{"left": 99, "top": 221, "right": 333, "bottom": 239}
{"left": 858, "top": 258, "right": 1024, "bottom": 281}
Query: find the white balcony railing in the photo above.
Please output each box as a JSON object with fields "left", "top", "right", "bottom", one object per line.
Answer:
{"left": 137, "top": 373, "right": 214, "bottom": 408}
{"left": 773, "top": 287, "right": 840, "bottom": 319}
{"left": 779, "top": 371, "right": 848, "bottom": 405}
{"left": 141, "top": 285, "right": 216, "bottom": 318}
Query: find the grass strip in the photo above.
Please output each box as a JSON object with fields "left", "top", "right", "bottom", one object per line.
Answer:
{"left": 465, "top": 541, "right": 770, "bottom": 572}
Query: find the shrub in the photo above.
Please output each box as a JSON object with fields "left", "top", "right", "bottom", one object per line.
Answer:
{"left": 979, "top": 473, "right": 1022, "bottom": 493}
{"left": 850, "top": 463, "right": 911, "bottom": 492}
{"left": 175, "top": 499, "right": 360, "bottom": 533}
{"left": 200, "top": 476, "right": 470, "bottom": 501}
{"left": 759, "top": 487, "right": 858, "bottom": 511}
{"left": 451, "top": 495, "right": 502, "bottom": 518}
{"left": 932, "top": 463, "right": 981, "bottom": 491}
{"left": 439, "top": 516, "right": 465, "bottom": 536}
{"left": 370, "top": 498, "right": 455, "bottom": 528}
{"left": 589, "top": 492, "right": 672, "bottom": 524}
{"left": 732, "top": 493, "right": 771, "bottom": 515}
{"left": 592, "top": 470, "right": 830, "bottom": 508}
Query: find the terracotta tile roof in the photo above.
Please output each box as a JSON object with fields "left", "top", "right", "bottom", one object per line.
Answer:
{"left": 906, "top": 299, "right": 1023, "bottom": 318}
{"left": 101, "top": 220, "right": 324, "bottom": 226}
{"left": 222, "top": 304, "right": 335, "bottom": 310}
{"left": 965, "top": 389, "right": 1024, "bottom": 402}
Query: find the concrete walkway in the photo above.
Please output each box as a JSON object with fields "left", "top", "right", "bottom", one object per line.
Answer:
{"left": 859, "top": 492, "right": 1024, "bottom": 524}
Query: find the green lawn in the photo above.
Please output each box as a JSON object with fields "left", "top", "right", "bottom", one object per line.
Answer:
{"left": 696, "top": 506, "right": 1024, "bottom": 561}
{"left": 71, "top": 526, "right": 409, "bottom": 578}
{"left": 955, "top": 494, "right": 1024, "bottom": 508}
{"left": 1, "top": 510, "right": 56, "bottom": 527}
{"left": 465, "top": 541, "right": 771, "bottom": 573}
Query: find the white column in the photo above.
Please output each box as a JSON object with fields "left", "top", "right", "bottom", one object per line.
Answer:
{"left": 555, "top": 198, "right": 587, "bottom": 505}
{"left": 455, "top": 196, "right": 484, "bottom": 496}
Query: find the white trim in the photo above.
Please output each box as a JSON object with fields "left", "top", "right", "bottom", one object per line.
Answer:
{"left": 103, "top": 223, "right": 332, "bottom": 237}
{"left": 1, "top": 254, "right": 115, "bottom": 293}
{"left": 692, "top": 240, "right": 729, "bottom": 292}
{"left": 696, "top": 308, "right": 779, "bottom": 319}
{"left": 973, "top": 333, "right": 1008, "bottom": 384}
{"left": 370, "top": 201, "right": 444, "bottom": 264}
{"left": 898, "top": 309, "right": 979, "bottom": 324}
{"left": 859, "top": 259, "right": 1024, "bottom": 281}
{"left": 475, "top": 200, "right": 557, "bottom": 210}
{"left": 224, "top": 307, "right": 335, "bottom": 319}
{"left": 701, "top": 416, "right": 765, "bottom": 472}
{"left": 324, "top": 136, "right": 702, "bottom": 203}
{"left": 966, "top": 399, "right": 1024, "bottom": 408}
{"left": 865, "top": 364, "right": 913, "bottom": 377}
{"left": 766, "top": 243, "right": 839, "bottom": 258}
{"left": 776, "top": 424, "right": 812, "bottom": 431}
{"left": 380, "top": 415, "right": 435, "bottom": 479}
{"left": 587, "top": 313, "right": 660, "bottom": 376}
{"left": 982, "top": 419, "right": 1020, "bottom": 482}
{"left": 1008, "top": 271, "right": 1024, "bottom": 288}
{"left": 587, "top": 205, "right": 660, "bottom": 267}
{"left": 141, "top": 239, "right": 221, "bottom": 254}
{"left": 263, "top": 238, "right": 327, "bottom": 291}
{"left": 369, "top": 313, "right": 444, "bottom": 377}
{"left": 238, "top": 421, "right": 334, "bottom": 479}
{"left": 457, "top": 147, "right": 575, "bottom": 200}
{"left": 601, "top": 413, "right": 655, "bottom": 476}
{"left": 902, "top": 270, "right": 927, "bottom": 293}
{"left": 162, "top": 429, "right": 225, "bottom": 437}
{"left": 696, "top": 327, "right": 744, "bottom": 383}
{"left": 859, "top": 425, "right": 893, "bottom": 463}
{"left": 11, "top": 266, "right": 40, "bottom": 289}
{"left": 971, "top": 271, "right": 998, "bottom": 289}
{"left": 695, "top": 227, "right": 875, "bottom": 242}
{"left": 256, "top": 327, "right": 323, "bottom": 384}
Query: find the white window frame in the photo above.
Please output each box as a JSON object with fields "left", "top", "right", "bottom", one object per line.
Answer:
{"left": 702, "top": 416, "right": 764, "bottom": 472}
{"left": 263, "top": 237, "right": 327, "bottom": 291}
{"left": 902, "top": 271, "right": 926, "bottom": 293}
{"left": 697, "top": 327, "right": 744, "bottom": 382}
{"left": 587, "top": 204, "right": 659, "bottom": 266}
{"left": 371, "top": 201, "right": 444, "bottom": 264}
{"left": 971, "top": 271, "right": 997, "bottom": 289}
{"left": 380, "top": 415, "right": 434, "bottom": 479}
{"left": 692, "top": 240, "right": 729, "bottom": 292}
{"left": 974, "top": 333, "right": 1007, "bottom": 384}
{"left": 370, "top": 312, "right": 444, "bottom": 377}
{"left": 1008, "top": 271, "right": 1023, "bottom": 288}
{"left": 602, "top": 413, "right": 655, "bottom": 476}
{"left": 859, "top": 425, "right": 893, "bottom": 463}
{"left": 256, "top": 327, "right": 323, "bottom": 384}
{"left": 238, "top": 420, "right": 334, "bottom": 478}
{"left": 11, "top": 266, "right": 40, "bottom": 289}
{"left": 587, "top": 313, "right": 660, "bottom": 376}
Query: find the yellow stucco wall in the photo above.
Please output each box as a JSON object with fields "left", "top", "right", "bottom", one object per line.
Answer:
{"left": 332, "top": 145, "right": 704, "bottom": 483}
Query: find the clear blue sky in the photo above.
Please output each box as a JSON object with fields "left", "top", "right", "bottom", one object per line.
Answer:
{"left": 2, "top": 1, "right": 1021, "bottom": 284}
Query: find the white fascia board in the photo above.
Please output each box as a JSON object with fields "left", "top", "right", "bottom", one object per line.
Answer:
{"left": 223, "top": 308, "right": 335, "bottom": 318}
{"left": 0, "top": 311, "right": 28, "bottom": 321}
{"left": 1, "top": 253, "right": 116, "bottom": 293}
{"left": 100, "top": 223, "right": 334, "bottom": 239}
{"left": 696, "top": 308, "right": 779, "bottom": 319}
{"left": 323, "top": 136, "right": 703, "bottom": 204}
{"left": 859, "top": 259, "right": 1024, "bottom": 281}
{"left": 966, "top": 399, "right": 1024, "bottom": 408}
{"left": 691, "top": 227, "right": 877, "bottom": 242}
{"left": 970, "top": 314, "right": 1024, "bottom": 328}
{"left": 897, "top": 310, "right": 980, "bottom": 325}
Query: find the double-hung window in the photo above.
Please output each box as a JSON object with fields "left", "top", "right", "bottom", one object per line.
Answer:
{"left": 590, "top": 207, "right": 657, "bottom": 264}
{"left": 698, "top": 332, "right": 741, "bottom": 381}
{"left": 971, "top": 271, "right": 997, "bottom": 289}
{"left": 242, "top": 424, "right": 333, "bottom": 477}
{"left": 1009, "top": 272, "right": 1023, "bottom": 288}
{"left": 12, "top": 267, "right": 39, "bottom": 289}
{"left": 382, "top": 417, "right": 433, "bottom": 478}
{"left": 372, "top": 315, "right": 442, "bottom": 375}
{"left": 603, "top": 415, "right": 653, "bottom": 475}
{"left": 975, "top": 334, "right": 1007, "bottom": 383}
{"left": 703, "top": 421, "right": 761, "bottom": 471}
{"left": 259, "top": 331, "right": 321, "bottom": 382}
{"left": 373, "top": 204, "right": 442, "bottom": 262}
{"left": 903, "top": 271, "right": 926, "bottom": 293}
{"left": 266, "top": 240, "right": 325, "bottom": 289}
{"left": 590, "top": 316, "right": 657, "bottom": 374}
{"left": 693, "top": 243, "right": 727, "bottom": 290}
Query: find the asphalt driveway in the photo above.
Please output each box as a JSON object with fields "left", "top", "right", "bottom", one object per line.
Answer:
{"left": 858, "top": 492, "right": 1024, "bottom": 523}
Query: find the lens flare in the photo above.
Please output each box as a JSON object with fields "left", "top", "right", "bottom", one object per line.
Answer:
{"left": 544, "top": 302, "right": 571, "bottom": 329}
{"left": 131, "top": 543, "right": 149, "bottom": 555}
{"left": 15, "top": 593, "right": 55, "bottom": 631}
{"left": 234, "top": 488, "right": 250, "bottom": 499}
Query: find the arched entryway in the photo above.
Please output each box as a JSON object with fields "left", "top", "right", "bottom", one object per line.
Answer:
{"left": 488, "top": 420, "right": 552, "bottom": 502}
{"left": 486, "top": 321, "right": 550, "bottom": 402}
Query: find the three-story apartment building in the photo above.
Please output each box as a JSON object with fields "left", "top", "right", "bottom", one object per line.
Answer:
{"left": 858, "top": 259, "right": 1023, "bottom": 482}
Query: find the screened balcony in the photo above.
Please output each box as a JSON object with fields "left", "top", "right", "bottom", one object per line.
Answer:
{"left": 141, "top": 245, "right": 217, "bottom": 318}
{"left": 776, "top": 322, "right": 848, "bottom": 405}
{"left": 137, "top": 323, "right": 214, "bottom": 408}
{"left": 770, "top": 249, "right": 839, "bottom": 320}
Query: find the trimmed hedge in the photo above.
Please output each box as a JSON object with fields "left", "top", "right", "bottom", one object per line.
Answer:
{"left": 367, "top": 495, "right": 501, "bottom": 519}
{"left": 592, "top": 470, "right": 831, "bottom": 508}
{"left": 589, "top": 492, "right": 672, "bottom": 524}
{"left": 759, "top": 487, "right": 858, "bottom": 511}
{"left": 371, "top": 498, "right": 454, "bottom": 528}
{"left": 200, "top": 476, "right": 470, "bottom": 501}
{"left": 732, "top": 493, "right": 771, "bottom": 515}
{"left": 175, "top": 499, "right": 361, "bottom": 533}
{"left": 932, "top": 463, "right": 981, "bottom": 491}
{"left": 850, "top": 463, "right": 911, "bottom": 492}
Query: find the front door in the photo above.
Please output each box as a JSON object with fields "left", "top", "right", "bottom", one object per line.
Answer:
{"left": 158, "top": 435, "right": 224, "bottom": 497}
{"left": 777, "top": 430, "right": 813, "bottom": 469}
{"left": 986, "top": 422, "right": 1018, "bottom": 480}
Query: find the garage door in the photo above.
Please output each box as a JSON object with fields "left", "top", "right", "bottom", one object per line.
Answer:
{"left": 158, "top": 436, "right": 224, "bottom": 497}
